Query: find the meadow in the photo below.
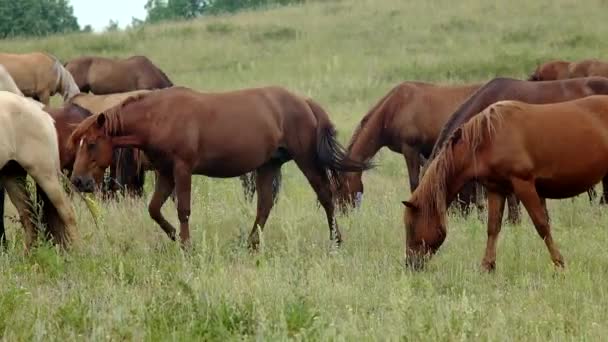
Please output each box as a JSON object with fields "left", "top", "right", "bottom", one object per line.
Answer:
{"left": 1, "top": 0, "right": 608, "bottom": 340}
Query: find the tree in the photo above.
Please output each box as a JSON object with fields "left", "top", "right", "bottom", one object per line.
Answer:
{"left": 105, "top": 19, "right": 120, "bottom": 32}
{"left": 0, "top": 0, "right": 80, "bottom": 38}
{"left": 145, "top": 0, "right": 207, "bottom": 23}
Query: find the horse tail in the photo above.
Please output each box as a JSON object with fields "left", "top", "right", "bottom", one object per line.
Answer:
{"left": 239, "top": 169, "right": 282, "bottom": 204}
{"left": 306, "top": 99, "right": 373, "bottom": 184}
{"left": 0, "top": 187, "right": 5, "bottom": 247}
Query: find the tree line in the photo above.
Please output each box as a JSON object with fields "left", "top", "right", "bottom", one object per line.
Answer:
{"left": 0, "top": 0, "right": 305, "bottom": 39}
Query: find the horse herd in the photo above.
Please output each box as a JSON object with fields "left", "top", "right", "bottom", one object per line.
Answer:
{"left": 1, "top": 51, "right": 607, "bottom": 272}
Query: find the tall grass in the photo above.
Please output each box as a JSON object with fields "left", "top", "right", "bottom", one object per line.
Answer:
{"left": 1, "top": 0, "right": 608, "bottom": 340}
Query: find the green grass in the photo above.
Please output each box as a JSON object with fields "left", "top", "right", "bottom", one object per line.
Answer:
{"left": 2, "top": 0, "right": 608, "bottom": 340}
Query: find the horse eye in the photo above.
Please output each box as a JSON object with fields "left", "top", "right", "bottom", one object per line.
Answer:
{"left": 87, "top": 142, "right": 96, "bottom": 150}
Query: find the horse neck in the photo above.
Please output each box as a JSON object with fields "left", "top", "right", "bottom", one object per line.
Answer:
{"left": 417, "top": 139, "right": 476, "bottom": 221}
{"left": 106, "top": 106, "right": 147, "bottom": 148}
{"left": 347, "top": 111, "right": 387, "bottom": 171}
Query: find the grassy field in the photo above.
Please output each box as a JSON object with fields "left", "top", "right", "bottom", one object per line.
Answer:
{"left": 2, "top": 0, "right": 608, "bottom": 340}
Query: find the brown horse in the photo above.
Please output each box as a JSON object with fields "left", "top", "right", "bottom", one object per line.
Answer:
{"left": 404, "top": 96, "right": 608, "bottom": 271}
{"left": 68, "top": 86, "right": 371, "bottom": 248}
{"left": 70, "top": 90, "right": 265, "bottom": 199}
{"left": 529, "top": 59, "right": 608, "bottom": 81}
{"left": 0, "top": 52, "right": 80, "bottom": 105}
{"left": 45, "top": 103, "right": 94, "bottom": 172}
{"left": 64, "top": 55, "right": 173, "bottom": 94}
{"left": 425, "top": 77, "right": 608, "bottom": 222}
{"left": 336, "top": 81, "right": 483, "bottom": 210}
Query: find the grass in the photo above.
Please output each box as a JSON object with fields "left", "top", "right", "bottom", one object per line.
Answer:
{"left": 2, "top": 0, "right": 608, "bottom": 340}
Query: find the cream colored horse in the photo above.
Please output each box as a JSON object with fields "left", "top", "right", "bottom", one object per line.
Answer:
{"left": 0, "top": 52, "right": 80, "bottom": 105}
{"left": 0, "top": 91, "right": 79, "bottom": 250}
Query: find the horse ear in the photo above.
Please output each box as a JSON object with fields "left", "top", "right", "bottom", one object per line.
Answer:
{"left": 96, "top": 114, "right": 106, "bottom": 128}
{"left": 402, "top": 201, "right": 418, "bottom": 210}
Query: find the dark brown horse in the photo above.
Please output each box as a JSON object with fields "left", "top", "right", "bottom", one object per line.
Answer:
{"left": 336, "top": 81, "right": 483, "bottom": 211}
{"left": 68, "top": 86, "right": 371, "bottom": 248}
{"left": 529, "top": 59, "right": 608, "bottom": 81}
{"left": 64, "top": 55, "right": 173, "bottom": 94}
{"left": 425, "top": 77, "right": 608, "bottom": 222}
{"left": 404, "top": 96, "right": 608, "bottom": 271}
{"left": 45, "top": 103, "right": 93, "bottom": 171}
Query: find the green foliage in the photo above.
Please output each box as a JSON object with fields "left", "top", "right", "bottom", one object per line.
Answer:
{"left": 0, "top": 0, "right": 80, "bottom": 38}
{"left": 144, "top": 0, "right": 305, "bottom": 23}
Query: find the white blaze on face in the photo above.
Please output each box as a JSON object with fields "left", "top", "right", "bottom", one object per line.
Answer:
{"left": 79, "top": 138, "right": 84, "bottom": 149}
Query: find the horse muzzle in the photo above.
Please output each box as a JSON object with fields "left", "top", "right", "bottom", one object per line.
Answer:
{"left": 71, "top": 175, "right": 96, "bottom": 193}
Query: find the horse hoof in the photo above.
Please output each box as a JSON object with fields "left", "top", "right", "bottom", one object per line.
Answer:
{"left": 480, "top": 261, "right": 496, "bottom": 272}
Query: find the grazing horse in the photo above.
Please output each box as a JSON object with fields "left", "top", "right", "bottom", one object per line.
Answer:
{"left": 529, "top": 59, "right": 608, "bottom": 81}
{"left": 336, "top": 81, "right": 483, "bottom": 210}
{"left": 69, "top": 90, "right": 259, "bottom": 199}
{"left": 64, "top": 55, "right": 173, "bottom": 94}
{"left": 0, "top": 52, "right": 80, "bottom": 105}
{"left": 404, "top": 96, "right": 608, "bottom": 271}
{"left": 0, "top": 91, "right": 78, "bottom": 250}
{"left": 425, "top": 77, "right": 608, "bottom": 223}
{"left": 68, "top": 86, "right": 370, "bottom": 248}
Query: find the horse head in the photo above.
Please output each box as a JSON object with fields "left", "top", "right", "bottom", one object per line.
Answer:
{"left": 69, "top": 113, "right": 114, "bottom": 192}
{"left": 402, "top": 199, "right": 446, "bottom": 270}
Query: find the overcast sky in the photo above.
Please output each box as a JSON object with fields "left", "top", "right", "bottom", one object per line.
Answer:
{"left": 71, "top": 0, "right": 148, "bottom": 31}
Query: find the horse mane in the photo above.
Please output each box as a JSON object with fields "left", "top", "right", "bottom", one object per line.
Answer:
{"left": 67, "top": 93, "right": 150, "bottom": 151}
{"left": 413, "top": 101, "right": 508, "bottom": 222}
{"left": 347, "top": 84, "right": 401, "bottom": 150}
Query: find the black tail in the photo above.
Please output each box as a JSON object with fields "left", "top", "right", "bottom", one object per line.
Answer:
{"left": 239, "top": 170, "right": 282, "bottom": 204}
{"left": 306, "top": 99, "right": 374, "bottom": 182}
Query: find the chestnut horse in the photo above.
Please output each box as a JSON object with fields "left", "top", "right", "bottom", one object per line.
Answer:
{"left": 425, "top": 77, "right": 608, "bottom": 222}
{"left": 0, "top": 52, "right": 80, "bottom": 105}
{"left": 404, "top": 95, "right": 608, "bottom": 271}
{"left": 68, "top": 86, "right": 371, "bottom": 248}
{"left": 0, "top": 91, "right": 79, "bottom": 251}
{"left": 337, "top": 81, "right": 483, "bottom": 211}
{"left": 529, "top": 59, "right": 608, "bottom": 81}
{"left": 45, "top": 103, "right": 94, "bottom": 172}
{"left": 64, "top": 55, "right": 173, "bottom": 94}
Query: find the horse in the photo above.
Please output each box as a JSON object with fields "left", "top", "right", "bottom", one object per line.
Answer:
{"left": 0, "top": 52, "right": 80, "bottom": 105}
{"left": 64, "top": 55, "right": 173, "bottom": 94}
{"left": 529, "top": 59, "right": 608, "bottom": 81}
{"left": 68, "top": 86, "right": 371, "bottom": 248}
{"left": 0, "top": 91, "right": 79, "bottom": 251}
{"left": 336, "top": 81, "right": 483, "bottom": 211}
{"left": 69, "top": 90, "right": 261, "bottom": 199}
{"left": 0, "top": 69, "right": 45, "bottom": 246}
{"left": 425, "top": 76, "right": 608, "bottom": 223}
{"left": 403, "top": 95, "right": 608, "bottom": 271}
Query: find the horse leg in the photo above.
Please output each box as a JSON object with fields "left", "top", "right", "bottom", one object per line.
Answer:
{"left": 173, "top": 162, "right": 193, "bottom": 247}
{"left": 402, "top": 146, "right": 421, "bottom": 192}
{"left": 481, "top": 191, "right": 506, "bottom": 272}
{"left": 240, "top": 172, "right": 256, "bottom": 203}
{"left": 32, "top": 173, "right": 79, "bottom": 247}
{"left": 588, "top": 187, "right": 598, "bottom": 203}
{"left": 2, "top": 177, "right": 37, "bottom": 252}
{"left": 0, "top": 187, "right": 5, "bottom": 247}
{"left": 505, "top": 194, "right": 521, "bottom": 224}
{"left": 247, "top": 164, "right": 281, "bottom": 251}
{"left": 511, "top": 178, "right": 564, "bottom": 268}
{"left": 600, "top": 178, "right": 608, "bottom": 205}
{"left": 148, "top": 172, "right": 177, "bottom": 241}
{"left": 295, "top": 160, "right": 342, "bottom": 245}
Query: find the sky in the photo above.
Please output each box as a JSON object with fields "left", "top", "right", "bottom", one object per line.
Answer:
{"left": 70, "top": 0, "right": 148, "bottom": 32}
